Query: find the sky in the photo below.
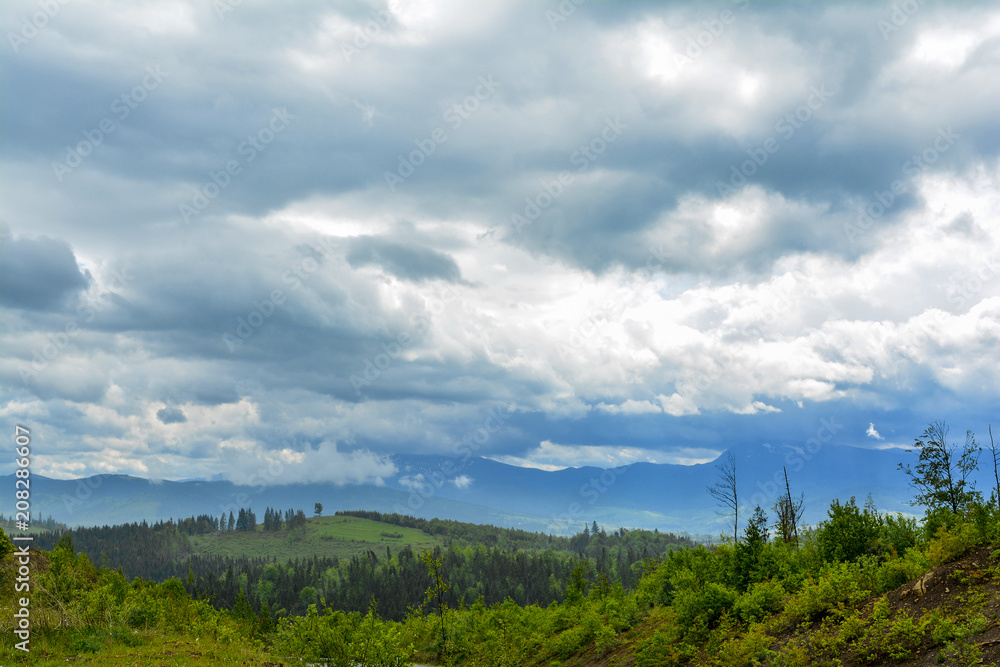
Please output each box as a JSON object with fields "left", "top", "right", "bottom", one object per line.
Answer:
{"left": 1, "top": 0, "right": 999, "bottom": 485}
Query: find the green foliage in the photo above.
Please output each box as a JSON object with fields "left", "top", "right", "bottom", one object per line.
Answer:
{"left": 635, "top": 629, "right": 688, "bottom": 667}
{"left": 711, "top": 624, "right": 778, "bottom": 666}
{"left": 815, "top": 497, "right": 883, "bottom": 563}
{"left": 899, "top": 421, "right": 982, "bottom": 515}
{"left": 784, "top": 560, "right": 873, "bottom": 626}
{"left": 874, "top": 548, "right": 928, "bottom": 592}
{"left": 927, "top": 525, "right": 969, "bottom": 566}
{"left": 672, "top": 581, "right": 738, "bottom": 638}
{"left": 564, "top": 560, "right": 590, "bottom": 605}
{"left": 878, "top": 512, "right": 919, "bottom": 556}
{"left": 10, "top": 473, "right": 999, "bottom": 667}
{"left": 0, "top": 526, "right": 13, "bottom": 560}
{"left": 274, "top": 604, "right": 356, "bottom": 665}
{"left": 734, "top": 580, "right": 786, "bottom": 625}
{"left": 733, "top": 506, "right": 774, "bottom": 590}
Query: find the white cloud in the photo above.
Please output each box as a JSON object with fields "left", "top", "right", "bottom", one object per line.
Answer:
{"left": 452, "top": 474, "right": 473, "bottom": 489}
{"left": 491, "top": 440, "right": 719, "bottom": 470}
{"left": 866, "top": 422, "right": 885, "bottom": 441}
{"left": 2, "top": 1, "right": 999, "bottom": 481}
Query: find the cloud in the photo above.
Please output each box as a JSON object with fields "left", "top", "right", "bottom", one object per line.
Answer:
{"left": 156, "top": 406, "right": 187, "bottom": 424}
{"left": 452, "top": 474, "right": 473, "bottom": 489}
{"left": 1, "top": 0, "right": 999, "bottom": 482}
{"left": 0, "top": 227, "right": 90, "bottom": 311}
{"left": 595, "top": 399, "right": 662, "bottom": 415}
{"left": 490, "top": 440, "right": 720, "bottom": 470}
{"left": 867, "top": 422, "right": 885, "bottom": 441}
{"left": 220, "top": 439, "right": 397, "bottom": 486}
{"left": 346, "top": 235, "right": 464, "bottom": 283}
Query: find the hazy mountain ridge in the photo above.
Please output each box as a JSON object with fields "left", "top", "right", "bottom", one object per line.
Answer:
{"left": 8, "top": 442, "right": 963, "bottom": 535}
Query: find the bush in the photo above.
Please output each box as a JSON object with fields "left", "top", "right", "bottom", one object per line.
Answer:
{"left": 125, "top": 589, "right": 164, "bottom": 629}
{"left": 734, "top": 580, "right": 786, "bottom": 625}
{"left": 816, "top": 498, "right": 883, "bottom": 563}
{"left": 274, "top": 605, "right": 357, "bottom": 665}
{"left": 593, "top": 623, "right": 618, "bottom": 654}
{"left": 635, "top": 629, "right": 689, "bottom": 667}
{"left": 927, "top": 525, "right": 968, "bottom": 566}
{"left": 875, "top": 548, "right": 928, "bottom": 592}
{"left": 879, "top": 513, "right": 918, "bottom": 556}
{"left": 785, "top": 561, "right": 872, "bottom": 626}
{"left": 673, "top": 582, "right": 738, "bottom": 638}
{"left": 711, "top": 625, "right": 778, "bottom": 666}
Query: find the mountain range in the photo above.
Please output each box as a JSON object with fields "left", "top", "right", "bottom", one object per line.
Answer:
{"left": 9, "top": 440, "right": 976, "bottom": 537}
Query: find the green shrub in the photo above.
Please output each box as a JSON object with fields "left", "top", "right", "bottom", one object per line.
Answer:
{"left": 711, "top": 625, "right": 778, "bottom": 666}
{"left": 785, "top": 561, "right": 871, "bottom": 626}
{"left": 875, "top": 548, "right": 928, "bottom": 592}
{"left": 125, "top": 589, "right": 164, "bottom": 629}
{"left": 550, "top": 626, "right": 586, "bottom": 659}
{"left": 274, "top": 605, "right": 357, "bottom": 665}
{"left": 673, "top": 582, "right": 738, "bottom": 638}
{"left": 593, "top": 623, "right": 618, "bottom": 654}
{"left": 927, "top": 525, "right": 967, "bottom": 566}
{"left": 735, "top": 580, "right": 786, "bottom": 625}
{"left": 879, "top": 513, "right": 918, "bottom": 556}
{"left": 816, "top": 497, "right": 883, "bottom": 563}
{"left": 635, "top": 629, "right": 688, "bottom": 667}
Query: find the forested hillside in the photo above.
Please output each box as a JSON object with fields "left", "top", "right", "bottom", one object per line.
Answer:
{"left": 3, "top": 421, "right": 999, "bottom": 665}
{"left": 3, "top": 492, "right": 999, "bottom": 666}
{"left": 26, "top": 510, "right": 690, "bottom": 621}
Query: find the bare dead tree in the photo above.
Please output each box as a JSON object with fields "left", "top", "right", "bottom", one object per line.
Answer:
{"left": 708, "top": 451, "right": 738, "bottom": 543}
{"left": 773, "top": 466, "right": 805, "bottom": 546}
{"left": 989, "top": 425, "right": 999, "bottom": 513}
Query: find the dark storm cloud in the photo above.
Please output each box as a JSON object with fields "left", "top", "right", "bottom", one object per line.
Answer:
{"left": 346, "top": 236, "right": 463, "bottom": 283}
{"left": 156, "top": 406, "right": 187, "bottom": 424}
{"left": 1, "top": 0, "right": 999, "bottom": 481}
{"left": 0, "top": 227, "right": 90, "bottom": 311}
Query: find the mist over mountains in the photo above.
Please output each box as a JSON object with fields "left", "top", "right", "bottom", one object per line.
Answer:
{"left": 11, "top": 441, "right": 967, "bottom": 537}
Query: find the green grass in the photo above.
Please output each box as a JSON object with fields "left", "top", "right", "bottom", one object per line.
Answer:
{"left": 2, "top": 631, "right": 274, "bottom": 666}
{"left": 187, "top": 515, "right": 442, "bottom": 561}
